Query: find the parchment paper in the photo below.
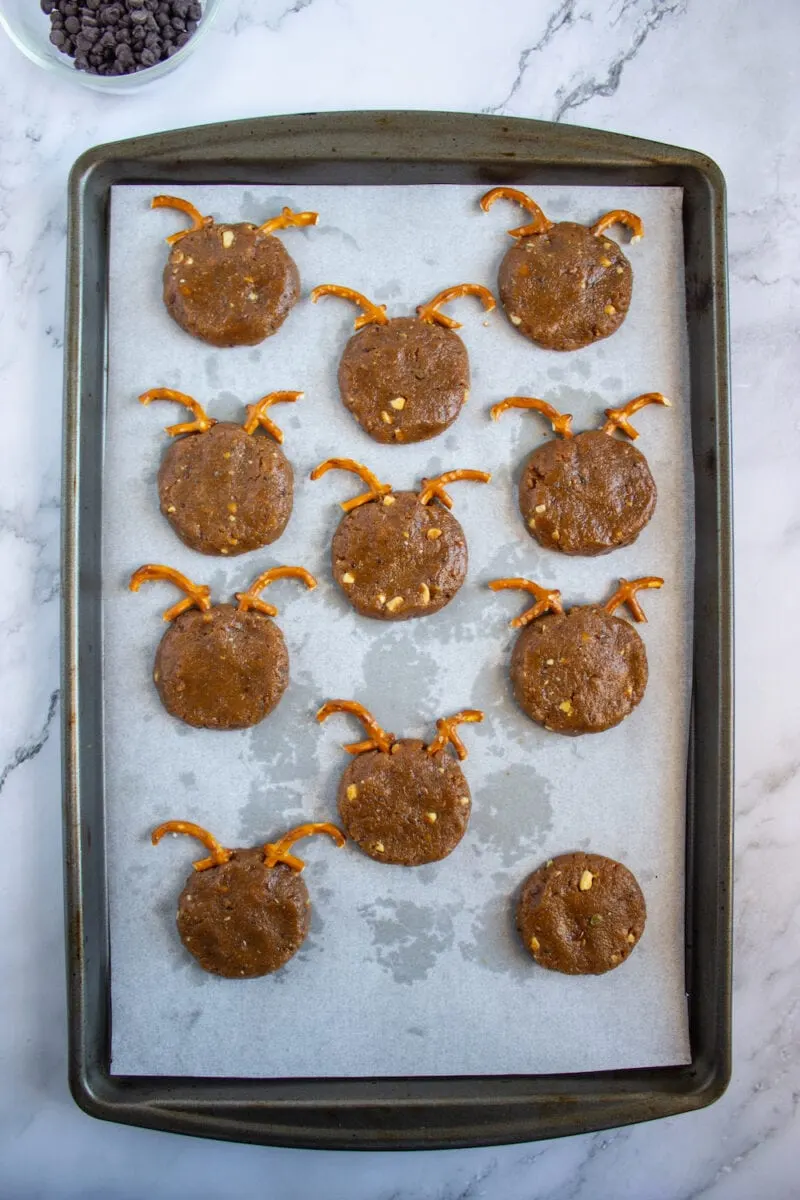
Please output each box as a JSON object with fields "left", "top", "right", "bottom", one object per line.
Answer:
{"left": 105, "top": 184, "right": 693, "bottom": 1077}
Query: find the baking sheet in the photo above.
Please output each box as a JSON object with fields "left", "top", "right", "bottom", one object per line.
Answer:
{"left": 105, "top": 184, "right": 693, "bottom": 1078}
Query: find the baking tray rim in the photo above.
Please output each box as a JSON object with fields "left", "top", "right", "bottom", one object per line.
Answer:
{"left": 61, "top": 109, "right": 733, "bottom": 1150}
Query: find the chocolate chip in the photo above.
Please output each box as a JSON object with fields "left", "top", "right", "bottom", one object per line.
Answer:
{"left": 43, "top": 0, "right": 202, "bottom": 72}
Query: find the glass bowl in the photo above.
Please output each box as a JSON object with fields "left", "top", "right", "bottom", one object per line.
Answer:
{"left": 0, "top": 0, "right": 221, "bottom": 92}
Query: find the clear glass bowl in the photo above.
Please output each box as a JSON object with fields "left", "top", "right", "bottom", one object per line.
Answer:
{"left": 0, "top": 0, "right": 221, "bottom": 92}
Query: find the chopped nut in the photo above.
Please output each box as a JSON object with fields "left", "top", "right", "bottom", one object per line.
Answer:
{"left": 579, "top": 870, "right": 594, "bottom": 891}
{"left": 529, "top": 936, "right": 540, "bottom": 953}
{"left": 385, "top": 596, "right": 405, "bottom": 612}
{"left": 391, "top": 743, "right": 401, "bottom": 754}
{"left": 527, "top": 517, "right": 538, "bottom": 529}
{"left": 402, "top": 531, "right": 409, "bottom": 539}
{"left": 172, "top": 250, "right": 184, "bottom": 264}
{"left": 581, "top": 631, "right": 591, "bottom": 642}
{"left": 185, "top": 257, "right": 193, "bottom": 265}
{"left": 380, "top": 410, "right": 394, "bottom": 425}
{"left": 223, "top": 451, "right": 231, "bottom": 459}
{"left": 227, "top": 502, "right": 238, "bottom": 513}
{"left": 551, "top": 530, "right": 560, "bottom": 541}
{"left": 382, "top": 494, "right": 396, "bottom": 505}
{"left": 424, "top": 812, "right": 437, "bottom": 824}
{"left": 166, "top": 505, "right": 176, "bottom": 513}
{"left": 221, "top": 230, "right": 235, "bottom": 248}
{"left": 626, "top": 932, "right": 636, "bottom": 944}
{"left": 247, "top": 291, "right": 259, "bottom": 302}
{"left": 389, "top": 396, "right": 406, "bottom": 410}
{"left": 228, "top": 537, "right": 239, "bottom": 546}
{"left": 579, "top": 279, "right": 587, "bottom": 290}
{"left": 559, "top": 699, "right": 573, "bottom": 715}
{"left": 463, "top": 388, "right": 470, "bottom": 404}
{"left": 419, "top": 583, "right": 430, "bottom": 604}
{"left": 604, "top": 304, "right": 617, "bottom": 316}
{"left": 427, "top": 528, "right": 442, "bottom": 540}
{"left": 545, "top": 659, "right": 554, "bottom": 666}
{"left": 374, "top": 842, "right": 385, "bottom": 853}
{"left": 376, "top": 593, "right": 386, "bottom": 606}
{"left": 341, "top": 571, "right": 355, "bottom": 585}
{"left": 153, "top": 670, "right": 160, "bottom": 682}
{"left": 589, "top": 914, "right": 604, "bottom": 927}
{"left": 609, "top": 952, "right": 622, "bottom": 964}
{"left": 625, "top": 685, "right": 634, "bottom": 697}
{"left": 509, "top": 313, "right": 522, "bottom": 326}
{"left": 346, "top": 784, "right": 358, "bottom": 801}
{"left": 545, "top": 859, "right": 554, "bottom": 868}
{"left": 220, "top": 548, "right": 229, "bottom": 555}
{"left": 228, "top": 514, "right": 236, "bottom": 523}
{"left": 600, "top": 255, "right": 612, "bottom": 267}
{"left": 534, "top": 503, "right": 546, "bottom": 514}
{"left": 458, "top": 796, "right": 469, "bottom": 806}
{"left": 603, "top": 240, "right": 613, "bottom": 249}
{"left": 616, "top": 265, "right": 624, "bottom": 275}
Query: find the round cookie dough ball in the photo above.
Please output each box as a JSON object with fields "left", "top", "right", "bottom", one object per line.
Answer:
{"left": 519, "top": 430, "right": 656, "bottom": 555}
{"left": 157, "top": 422, "right": 294, "bottom": 556}
{"left": 153, "top": 605, "right": 289, "bottom": 730}
{"left": 509, "top": 605, "right": 648, "bottom": 734}
{"left": 517, "top": 852, "right": 646, "bottom": 974}
{"left": 176, "top": 850, "right": 310, "bottom": 978}
{"left": 498, "top": 223, "right": 632, "bottom": 351}
{"left": 338, "top": 740, "right": 471, "bottom": 865}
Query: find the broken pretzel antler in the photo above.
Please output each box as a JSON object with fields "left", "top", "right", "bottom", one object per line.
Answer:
{"left": 418, "top": 469, "right": 491, "bottom": 509}
{"left": 490, "top": 396, "right": 574, "bottom": 438}
{"left": 310, "top": 284, "right": 389, "bottom": 330}
{"left": 152, "top": 820, "right": 233, "bottom": 873}
{"left": 129, "top": 564, "right": 212, "bottom": 622}
{"left": 139, "top": 387, "right": 216, "bottom": 437}
{"left": 317, "top": 699, "right": 396, "bottom": 755}
{"left": 310, "top": 458, "right": 392, "bottom": 512}
{"left": 480, "top": 187, "right": 555, "bottom": 238}
{"left": 604, "top": 577, "right": 663, "bottom": 622}
{"left": 426, "top": 710, "right": 484, "bottom": 760}
{"left": 257, "top": 206, "right": 319, "bottom": 237}
{"left": 152, "top": 195, "right": 213, "bottom": 245}
{"left": 590, "top": 209, "right": 644, "bottom": 242}
{"left": 242, "top": 390, "right": 304, "bottom": 443}
{"left": 489, "top": 577, "right": 564, "bottom": 628}
{"left": 235, "top": 566, "right": 317, "bottom": 617}
{"left": 601, "top": 392, "right": 671, "bottom": 440}
{"left": 416, "top": 284, "right": 496, "bottom": 330}
{"left": 263, "top": 822, "right": 345, "bottom": 872}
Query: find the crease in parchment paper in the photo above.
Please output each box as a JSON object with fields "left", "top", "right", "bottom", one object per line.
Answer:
{"left": 105, "top": 184, "right": 692, "bottom": 1077}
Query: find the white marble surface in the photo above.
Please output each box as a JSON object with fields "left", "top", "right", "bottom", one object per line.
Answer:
{"left": 0, "top": 0, "right": 797, "bottom": 1195}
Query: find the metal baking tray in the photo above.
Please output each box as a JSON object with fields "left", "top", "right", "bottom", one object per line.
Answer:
{"left": 61, "top": 111, "right": 732, "bottom": 1150}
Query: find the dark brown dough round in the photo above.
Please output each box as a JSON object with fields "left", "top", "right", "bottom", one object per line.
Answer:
{"left": 519, "top": 430, "right": 656, "bottom": 555}
{"left": 157, "top": 423, "right": 293, "bottom": 556}
{"left": 176, "top": 849, "right": 310, "bottom": 977}
{"left": 509, "top": 605, "right": 648, "bottom": 734}
{"left": 153, "top": 605, "right": 289, "bottom": 730}
{"left": 163, "top": 224, "right": 300, "bottom": 347}
{"left": 516, "top": 852, "right": 646, "bottom": 975}
{"left": 498, "top": 223, "right": 632, "bottom": 351}
{"left": 337, "top": 317, "right": 469, "bottom": 443}
{"left": 338, "top": 739, "right": 471, "bottom": 865}
{"left": 330, "top": 492, "right": 467, "bottom": 620}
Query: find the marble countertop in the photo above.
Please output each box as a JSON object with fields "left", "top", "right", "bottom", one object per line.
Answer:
{"left": 1, "top": 0, "right": 798, "bottom": 1196}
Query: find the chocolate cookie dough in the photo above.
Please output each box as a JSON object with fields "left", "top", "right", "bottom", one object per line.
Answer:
{"left": 492, "top": 394, "right": 670, "bottom": 556}
{"left": 517, "top": 852, "right": 646, "bottom": 975}
{"left": 152, "top": 820, "right": 345, "bottom": 978}
{"left": 481, "top": 188, "right": 643, "bottom": 351}
{"left": 130, "top": 564, "right": 317, "bottom": 730}
{"left": 311, "top": 283, "right": 495, "bottom": 443}
{"left": 318, "top": 702, "right": 482, "bottom": 866}
{"left": 153, "top": 196, "right": 318, "bottom": 347}
{"left": 489, "top": 576, "right": 663, "bottom": 735}
{"left": 141, "top": 389, "right": 302, "bottom": 556}
{"left": 311, "top": 459, "right": 491, "bottom": 620}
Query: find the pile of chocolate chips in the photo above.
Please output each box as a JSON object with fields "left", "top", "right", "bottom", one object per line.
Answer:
{"left": 41, "top": 0, "right": 203, "bottom": 75}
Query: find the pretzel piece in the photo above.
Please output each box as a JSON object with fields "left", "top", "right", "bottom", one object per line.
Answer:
{"left": 310, "top": 284, "right": 389, "bottom": 330}
{"left": 129, "top": 564, "right": 212, "bottom": 622}
{"left": 480, "top": 187, "right": 555, "bottom": 238}
{"left": 263, "top": 822, "right": 345, "bottom": 872}
{"left": 417, "top": 469, "right": 491, "bottom": 509}
{"left": 426, "top": 710, "right": 484, "bottom": 760}
{"left": 152, "top": 820, "right": 233, "bottom": 872}
{"left": 151, "top": 195, "right": 213, "bottom": 245}
{"left": 316, "top": 700, "right": 396, "bottom": 755}
{"left": 601, "top": 392, "right": 671, "bottom": 440}
{"left": 139, "top": 387, "right": 216, "bottom": 437}
{"left": 490, "top": 396, "right": 574, "bottom": 438}
{"left": 257, "top": 207, "right": 319, "bottom": 236}
{"left": 489, "top": 578, "right": 564, "bottom": 628}
{"left": 604, "top": 577, "right": 663, "bottom": 622}
{"left": 236, "top": 566, "right": 317, "bottom": 617}
{"left": 242, "top": 390, "right": 303, "bottom": 443}
{"left": 310, "top": 458, "right": 392, "bottom": 512}
{"left": 590, "top": 210, "right": 644, "bottom": 242}
{"left": 416, "top": 284, "right": 496, "bottom": 330}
